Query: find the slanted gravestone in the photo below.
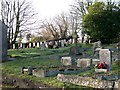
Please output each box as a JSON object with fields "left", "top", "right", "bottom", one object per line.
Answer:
{"left": 61, "top": 57, "right": 72, "bottom": 66}
{"left": 0, "top": 21, "right": 8, "bottom": 62}
{"left": 99, "top": 49, "right": 112, "bottom": 71}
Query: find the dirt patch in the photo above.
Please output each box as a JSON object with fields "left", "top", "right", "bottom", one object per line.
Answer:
{"left": 2, "top": 73, "right": 61, "bottom": 89}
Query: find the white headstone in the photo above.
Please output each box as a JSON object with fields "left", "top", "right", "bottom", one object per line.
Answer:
{"left": 29, "top": 43, "right": 31, "bottom": 48}
{"left": 13, "top": 44, "right": 15, "bottom": 49}
{"left": 99, "top": 49, "right": 112, "bottom": 71}
{"left": 20, "top": 43, "right": 22, "bottom": 48}
{"left": 37, "top": 42, "right": 40, "bottom": 48}
{"left": 61, "top": 57, "right": 72, "bottom": 66}
{"left": 33, "top": 42, "right": 36, "bottom": 47}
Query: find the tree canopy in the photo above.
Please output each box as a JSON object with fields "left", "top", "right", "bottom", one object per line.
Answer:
{"left": 82, "top": 2, "right": 120, "bottom": 44}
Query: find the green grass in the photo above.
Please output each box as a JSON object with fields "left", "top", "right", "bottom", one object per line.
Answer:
{"left": 2, "top": 45, "right": 119, "bottom": 88}
{"left": 2, "top": 47, "right": 86, "bottom": 88}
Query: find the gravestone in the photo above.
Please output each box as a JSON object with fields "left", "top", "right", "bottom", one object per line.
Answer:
{"left": 69, "top": 46, "right": 82, "bottom": 56}
{"left": 92, "top": 41, "right": 102, "bottom": 59}
{"left": 61, "top": 40, "right": 64, "bottom": 47}
{"left": 33, "top": 42, "right": 36, "bottom": 48}
{"left": 29, "top": 43, "right": 32, "bottom": 48}
{"left": 33, "top": 69, "right": 45, "bottom": 78}
{"left": 77, "top": 58, "right": 91, "bottom": 68}
{"left": 20, "top": 43, "right": 22, "bottom": 48}
{"left": 0, "top": 21, "right": 8, "bottom": 62}
{"left": 61, "top": 57, "right": 72, "bottom": 66}
{"left": 37, "top": 42, "right": 40, "bottom": 48}
{"left": 13, "top": 44, "right": 15, "bottom": 49}
{"left": 22, "top": 43, "right": 25, "bottom": 48}
{"left": 99, "top": 49, "right": 112, "bottom": 71}
{"left": 97, "top": 41, "right": 102, "bottom": 48}
{"left": 40, "top": 42, "right": 45, "bottom": 50}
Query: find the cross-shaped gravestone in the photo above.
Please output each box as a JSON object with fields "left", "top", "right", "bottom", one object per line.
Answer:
{"left": 99, "top": 49, "right": 112, "bottom": 71}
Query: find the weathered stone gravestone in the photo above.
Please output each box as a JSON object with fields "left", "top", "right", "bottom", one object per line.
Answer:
{"left": 40, "top": 42, "right": 45, "bottom": 50}
{"left": 0, "top": 21, "right": 8, "bottom": 62}
{"left": 69, "top": 46, "right": 82, "bottom": 56}
{"left": 61, "top": 40, "right": 64, "bottom": 47}
{"left": 61, "top": 57, "right": 72, "bottom": 66}
{"left": 33, "top": 69, "right": 45, "bottom": 78}
{"left": 99, "top": 49, "right": 112, "bottom": 71}
{"left": 92, "top": 41, "right": 102, "bottom": 59}
{"left": 77, "top": 58, "right": 91, "bottom": 68}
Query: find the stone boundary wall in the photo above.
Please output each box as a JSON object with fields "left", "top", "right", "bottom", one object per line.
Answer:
{"left": 57, "top": 74, "right": 119, "bottom": 89}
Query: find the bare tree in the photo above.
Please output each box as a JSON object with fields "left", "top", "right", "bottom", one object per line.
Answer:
{"left": 54, "top": 13, "right": 69, "bottom": 39}
{"left": 39, "top": 13, "right": 70, "bottom": 41}
{"left": 69, "top": 0, "right": 93, "bottom": 44}
{"left": 41, "top": 20, "right": 59, "bottom": 40}
{"left": 1, "top": 0, "right": 37, "bottom": 48}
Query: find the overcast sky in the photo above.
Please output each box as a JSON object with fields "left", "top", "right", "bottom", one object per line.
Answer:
{"left": 0, "top": 0, "right": 119, "bottom": 21}
{"left": 31, "top": 0, "right": 74, "bottom": 20}
{"left": 31, "top": 0, "right": 119, "bottom": 20}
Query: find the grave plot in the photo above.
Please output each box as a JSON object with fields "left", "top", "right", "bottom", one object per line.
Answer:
{"left": 21, "top": 65, "right": 91, "bottom": 78}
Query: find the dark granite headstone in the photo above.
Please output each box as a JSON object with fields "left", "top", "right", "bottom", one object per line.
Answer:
{"left": 28, "top": 66, "right": 33, "bottom": 75}
{"left": 0, "top": 21, "right": 8, "bottom": 62}
{"left": 69, "top": 46, "right": 82, "bottom": 56}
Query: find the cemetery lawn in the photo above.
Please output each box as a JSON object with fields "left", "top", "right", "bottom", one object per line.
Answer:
{"left": 2, "top": 47, "right": 86, "bottom": 88}
{"left": 1, "top": 46, "right": 119, "bottom": 88}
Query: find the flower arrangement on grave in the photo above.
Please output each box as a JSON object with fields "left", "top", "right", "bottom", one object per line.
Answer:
{"left": 95, "top": 62, "right": 108, "bottom": 69}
